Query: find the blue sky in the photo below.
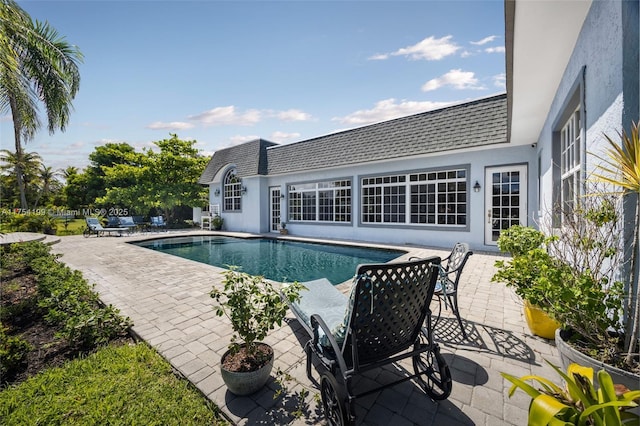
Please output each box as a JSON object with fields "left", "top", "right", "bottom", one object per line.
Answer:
{"left": 2, "top": 0, "right": 506, "bottom": 171}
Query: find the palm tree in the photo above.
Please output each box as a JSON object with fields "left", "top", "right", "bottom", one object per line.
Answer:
{"left": 33, "top": 165, "right": 61, "bottom": 208}
{"left": 0, "top": 0, "right": 82, "bottom": 209}
{"left": 592, "top": 122, "right": 640, "bottom": 366}
{"left": 0, "top": 149, "right": 42, "bottom": 206}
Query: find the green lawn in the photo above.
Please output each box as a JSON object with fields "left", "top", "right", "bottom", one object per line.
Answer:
{"left": 54, "top": 218, "right": 86, "bottom": 235}
{"left": 0, "top": 343, "right": 227, "bottom": 425}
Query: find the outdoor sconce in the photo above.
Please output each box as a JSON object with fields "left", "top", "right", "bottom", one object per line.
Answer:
{"left": 241, "top": 186, "right": 247, "bottom": 195}
{"left": 473, "top": 181, "right": 481, "bottom": 193}
{"left": 214, "top": 188, "right": 220, "bottom": 197}
{"left": 280, "top": 193, "right": 286, "bottom": 199}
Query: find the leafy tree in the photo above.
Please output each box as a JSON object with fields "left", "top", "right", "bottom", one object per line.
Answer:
{"left": 97, "top": 135, "right": 208, "bottom": 221}
{"left": 62, "top": 166, "right": 87, "bottom": 211}
{"left": 0, "top": 0, "right": 82, "bottom": 209}
{"left": 143, "top": 135, "right": 209, "bottom": 221}
{"left": 84, "top": 142, "right": 139, "bottom": 206}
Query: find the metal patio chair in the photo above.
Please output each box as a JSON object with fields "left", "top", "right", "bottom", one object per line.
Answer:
{"left": 431, "top": 242, "right": 473, "bottom": 339}
{"left": 288, "top": 256, "right": 452, "bottom": 425}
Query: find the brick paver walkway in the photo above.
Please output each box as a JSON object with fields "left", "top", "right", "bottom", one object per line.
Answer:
{"left": 52, "top": 231, "right": 559, "bottom": 425}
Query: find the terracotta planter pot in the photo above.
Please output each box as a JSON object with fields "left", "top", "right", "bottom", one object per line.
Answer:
{"left": 555, "top": 328, "right": 640, "bottom": 393}
{"left": 220, "top": 343, "right": 274, "bottom": 396}
{"left": 523, "top": 301, "right": 560, "bottom": 339}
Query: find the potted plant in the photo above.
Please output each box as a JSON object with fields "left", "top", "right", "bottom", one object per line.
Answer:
{"left": 211, "top": 214, "right": 223, "bottom": 231}
{"left": 502, "top": 360, "right": 640, "bottom": 425}
{"left": 494, "top": 193, "right": 639, "bottom": 387}
{"left": 210, "top": 267, "right": 304, "bottom": 395}
{"left": 280, "top": 222, "right": 288, "bottom": 235}
{"left": 492, "top": 225, "right": 560, "bottom": 339}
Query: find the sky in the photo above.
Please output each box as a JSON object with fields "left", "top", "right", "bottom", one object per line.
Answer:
{"left": 1, "top": 0, "right": 506, "bottom": 171}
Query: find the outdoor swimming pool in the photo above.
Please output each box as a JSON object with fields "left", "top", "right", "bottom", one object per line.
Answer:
{"left": 132, "top": 236, "right": 405, "bottom": 284}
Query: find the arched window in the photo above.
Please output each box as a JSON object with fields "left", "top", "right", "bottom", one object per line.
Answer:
{"left": 223, "top": 168, "right": 241, "bottom": 211}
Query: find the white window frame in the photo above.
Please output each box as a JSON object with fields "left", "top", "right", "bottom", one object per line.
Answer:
{"left": 288, "top": 180, "right": 352, "bottom": 223}
{"left": 223, "top": 168, "right": 242, "bottom": 212}
{"left": 560, "top": 108, "right": 581, "bottom": 214}
{"left": 361, "top": 168, "right": 468, "bottom": 227}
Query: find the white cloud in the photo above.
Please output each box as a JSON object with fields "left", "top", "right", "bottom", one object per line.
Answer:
{"left": 471, "top": 35, "right": 498, "bottom": 46}
{"left": 188, "top": 106, "right": 262, "bottom": 127}
{"left": 367, "top": 53, "right": 389, "bottom": 61}
{"left": 271, "top": 131, "right": 300, "bottom": 142}
{"left": 333, "top": 98, "right": 456, "bottom": 126}
{"left": 421, "top": 69, "right": 485, "bottom": 92}
{"left": 493, "top": 73, "right": 506, "bottom": 89}
{"left": 460, "top": 50, "right": 472, "bottom": 58}
{"left": 389, "top": 35, "right": 460, "bottom": 61}
{"left": 229, "top": 135, "right": 260, "bottom": 146}
{"left": 146, "top": 121, "right": 195, "bottom": 130}
{"left": 275, "top": 109, "right": 312, "bottom": 122}
{"left": 485, "top": 46, "right": 506, "bottom": 54}
{"left": 186, "top": 106, "right": 312, "bottom": 127}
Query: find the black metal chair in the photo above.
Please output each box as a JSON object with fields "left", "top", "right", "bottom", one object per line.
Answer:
{"left": 288, "top": 256, "right": 452, "bottom": 425}
{"left": 431, "top": 242, "right": 473, "bottom": 339}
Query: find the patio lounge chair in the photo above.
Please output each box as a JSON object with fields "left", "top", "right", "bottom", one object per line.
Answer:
{"left": 288, "top": 256, "right": 452, "bottom": 425}
{"left": 118, "top": 216, "right": 138, "bottom": 233}
{"left": 106, "top": 216, "right": 121, "bottom": 228}
{"left": 83, "top": 217, "right": 125, "bottom": 238}
{"left": 150, "top": 216, "right": 167, "bottom": 231}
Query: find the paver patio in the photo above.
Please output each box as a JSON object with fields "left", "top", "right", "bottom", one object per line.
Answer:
{"left": 51, "top": 230, "right": 559, "bottom": 425}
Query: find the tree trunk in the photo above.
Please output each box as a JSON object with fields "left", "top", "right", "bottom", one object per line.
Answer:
{"left": 9, "top": 96, "right": 28, "bottom": 210}
{"left": 624, "top": 193, "right": 639, "bottom": 365}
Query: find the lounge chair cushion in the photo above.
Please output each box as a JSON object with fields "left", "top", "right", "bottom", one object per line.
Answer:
{"left": 289, "top": 278, "right": 351, "bottom": 347}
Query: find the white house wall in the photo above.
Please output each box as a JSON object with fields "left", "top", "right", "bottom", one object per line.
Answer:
{"left": 255, "top": 143, "right": 535, "bottom": 251}
{"left": 535, "top": 0, "right": 628, "bottom": 224}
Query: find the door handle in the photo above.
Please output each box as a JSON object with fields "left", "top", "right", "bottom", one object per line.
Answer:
{"left": 487, "top": 209, "right": 492, "bottom": 224}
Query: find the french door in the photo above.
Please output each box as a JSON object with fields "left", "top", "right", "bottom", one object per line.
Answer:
{"left": 269, "top": 187, "right": 281, "bottom": 232}
{"left": 484, "top": 165, "right": 528, "bottom": 245}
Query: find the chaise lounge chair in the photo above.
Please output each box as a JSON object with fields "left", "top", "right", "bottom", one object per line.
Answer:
{"left": 83, "top": 217, "right": 125, "bottom": 238}
{"left": 288, "top": 256, "right": 452, "bottom": 425}
{"left": 149, "top": 216, "right": 167, "bottom": 231}
{"left": 118, "top": 216, "right": 138, "bottom": 233}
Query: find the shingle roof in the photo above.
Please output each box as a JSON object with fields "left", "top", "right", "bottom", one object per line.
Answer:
{"left": 198, "top": 138, "right": 277, "bottom": 184}
{"left": 266, "top": 93, "right": 507, "bottom": 175}
{"left": 198, "top": 94, "right": 507, "bottom": 183}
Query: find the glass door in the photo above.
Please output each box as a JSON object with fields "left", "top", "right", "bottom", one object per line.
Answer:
{"left": 269, "top": 187, "right": 281, "bottom": 232}
{"left": 484, "top": 165, "right": 528, "bottom": 245}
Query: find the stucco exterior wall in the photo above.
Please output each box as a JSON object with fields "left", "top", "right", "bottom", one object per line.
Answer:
{"left": 536, "top": 0, "right": 625, "bottom": 218}
{"left": 208, "top": 143, "right": 534, "bottom": 251}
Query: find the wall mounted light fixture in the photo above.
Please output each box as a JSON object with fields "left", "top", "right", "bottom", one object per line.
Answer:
{"left": 473, "top": 181, "right": 481, "bottom": 193}
{"left": 280, "top": 193, "right": 285, "bottom": 199}
{"left": 214, "top": 188, "right": 220, "bottom": 197}
{"left": 241, "top": 186, "right": 247, "bottom": 195}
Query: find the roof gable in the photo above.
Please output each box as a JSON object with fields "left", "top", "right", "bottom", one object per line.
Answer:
{"left": 198, "top": 138, "right": 277, "bottom": 184}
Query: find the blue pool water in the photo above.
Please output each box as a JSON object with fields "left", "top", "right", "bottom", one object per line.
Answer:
{"left": 132, "top": 236, "right": 404, "bottom": 284}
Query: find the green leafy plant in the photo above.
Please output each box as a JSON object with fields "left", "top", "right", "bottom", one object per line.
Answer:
{"left": 3, "top": 242, "right": 132, "bottom": 349}
{"left": 210, "top": 267, "right": 304, "bottom": 370}
{"left": 493, "top": 195, "right": 632, "bottom": 368}
{"left": 497, "top": 224, "right": 545, "bottom": 256}
{"left": 0, "top": 323, "right": 32, "bottom": 378}
{"left": 591, "top": 122, "right": 640, "bottom": 367}
{"left": 502, "top": 361, "right": 640, "bottom": 425}
{"left": 211, "top": 214, "right": 223, "bottom": 230}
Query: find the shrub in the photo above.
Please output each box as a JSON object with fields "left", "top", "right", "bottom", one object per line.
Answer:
{"left": 0, "top": 323, "right": 32, "bottom": 378}
{"left": 2, "top": 242, "right": 132, "bottom": 349}
{"left": 496, "top": 225, "right": 545, "bottom": 256}
{"left": 1, "top": 212, "right": 57, "bottom": 234}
